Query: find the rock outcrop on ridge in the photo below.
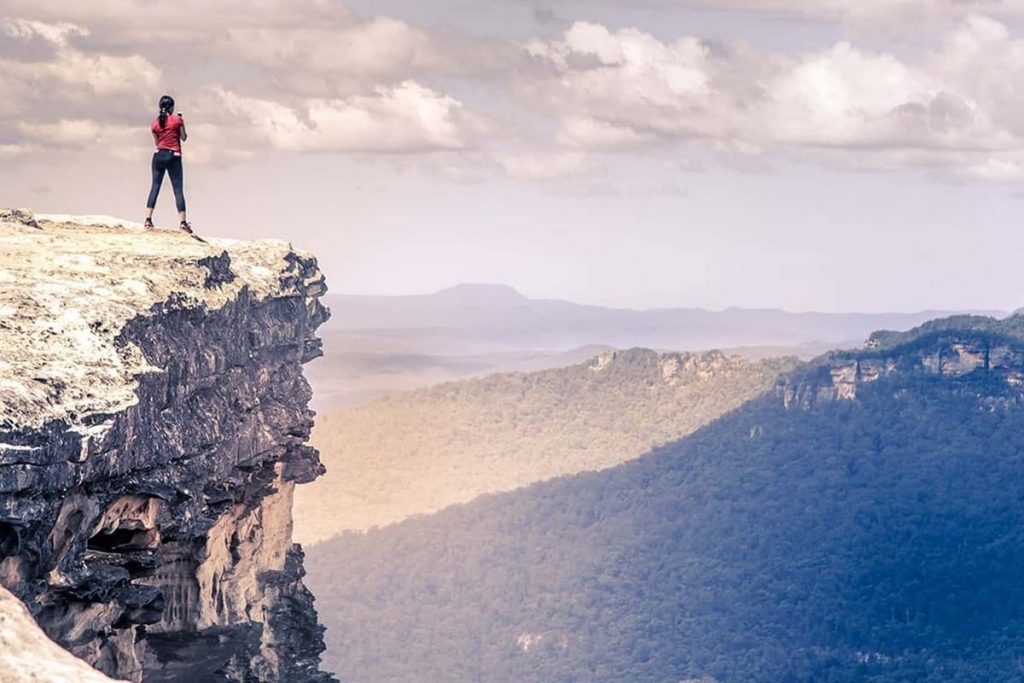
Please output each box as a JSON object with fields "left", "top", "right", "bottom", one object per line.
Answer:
{"left": 0, "top": 211, "right": 335, "bottom": 682}
{"left": 777, "top": 314, "right": 1024, "bottom": 408}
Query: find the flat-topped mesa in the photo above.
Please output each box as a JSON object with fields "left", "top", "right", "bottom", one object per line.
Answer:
{"left": 778, "top": 314, "right": 1024, "bottom": 409}
{"left": 0, "top": 211, "right": 336, "bottom": 682}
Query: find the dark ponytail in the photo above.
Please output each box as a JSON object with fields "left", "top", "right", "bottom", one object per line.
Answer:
{"left": 158, "top": 94, "right": 175, "bottom": 130}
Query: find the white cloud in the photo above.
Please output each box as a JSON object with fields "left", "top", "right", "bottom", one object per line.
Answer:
{"left": 214, "top": 17, "right": 521, "bottom": 99}
{"left": 933, "top": 15, "right": 1024, "bottom": 139}
{"left": 527, "top": 22, "right": 712, "bottom": 108}
{"left": 0, "top": 8, "right": 482, "bottom": 160}
{"left": 556, "top": 116, "right": 655, "bottom": 150}
{"left": 215, "top": 81, "right": 469, "bottom": 153}
{"left": 647, "top": 0, "right": 1024, "bottom": 28}
{"left": 0, "top": 18, "right": 160, "bottom": 105}
{"left": 756, "top": 43, "right": 978, "bottom": 149}
{"left": 61, "top": 52, "right": 161, "bottom": 96}
{"left": 959, "top": 157, "right": 1024, "bottom": 182}
{"left": 221, "top": 18, "right": 438, "bottom": 96}
{"left": 0, "top": 143, "right": 32, "bottom": 159}
{"left": 496, "top": 150, "right": 592, "bottom": 179}
{"left": 518, "top": 17, "right": 1024, "bottom": 180}
{"left": 3, "top": 3, "right": 1024, "bottom": 182}
{"left": 0, "top": 17, "right": 87, "bottom": 46}
{"left": 2, "top": 2, "right": 514, "bottom": 90}
{"left": 0, "top": 0, "right": 345, "bottom": 29}
{"left": 15, "top": 120, "right": 144, "bottom": 157}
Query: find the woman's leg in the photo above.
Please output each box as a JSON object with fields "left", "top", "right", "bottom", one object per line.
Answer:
{"left": 167, "top": 155, "right": 187, "bottom": 221}
{"left": 146, "top": 152, "right": 167, "bottom": 214}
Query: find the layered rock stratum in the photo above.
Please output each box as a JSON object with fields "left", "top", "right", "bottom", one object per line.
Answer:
{"left": 778, "top": 314, "right": 1024, "bottom": 408}
{"left": 0, "top": 211, "right": 335, "bottom": 682}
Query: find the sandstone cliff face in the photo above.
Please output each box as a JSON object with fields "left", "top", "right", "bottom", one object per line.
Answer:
{"left": 778, "top": 324, "right": 1024, "bottom": 409}
{"left": 0, "top": 212, "right": 336, "bottom": 682}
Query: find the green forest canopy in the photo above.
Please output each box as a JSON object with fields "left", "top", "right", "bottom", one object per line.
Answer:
{"left": 296, "top": 349, "right": 795, "bottom": 542}
{"left": 306, "top": 316, "right": 1024, "bottom": 682}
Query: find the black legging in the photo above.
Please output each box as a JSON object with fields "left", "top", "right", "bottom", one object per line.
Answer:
{"left": 146, "top": 149, "right": 186, "bottom": 212}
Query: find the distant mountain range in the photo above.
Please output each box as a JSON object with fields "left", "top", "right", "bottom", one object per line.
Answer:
{"left": 306, "top": 283, "right": 1005, "bottom": 408}
{"left": 295, "top": 348, "right": 796, "bottom": 543}
{"left": 320, "top": 283, "right": 1006, "bottom": 353}
{"left": 306, "top": 312, "right": 1024, "bottom": 683}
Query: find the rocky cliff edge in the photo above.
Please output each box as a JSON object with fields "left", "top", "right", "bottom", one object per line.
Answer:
{"left": 0, "top": 210, "right": 336, "bottom": 682}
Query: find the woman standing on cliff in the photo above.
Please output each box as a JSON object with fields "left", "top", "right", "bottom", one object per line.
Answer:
{"left": 144, "top": 95, "right": 194, "bottom": 234}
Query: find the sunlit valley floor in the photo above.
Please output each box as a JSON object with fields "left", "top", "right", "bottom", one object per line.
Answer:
{"left": 297, "top": 289, "right": 1024, "bottom": 683}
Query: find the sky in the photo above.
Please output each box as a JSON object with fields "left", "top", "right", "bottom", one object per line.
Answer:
{"left": 1, "top": 0, "right": 1024, "bottom": 312}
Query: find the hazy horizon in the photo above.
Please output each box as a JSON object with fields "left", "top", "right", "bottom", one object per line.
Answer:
{"left": 324, "top": 281, "right": 1013, "bottom": 316}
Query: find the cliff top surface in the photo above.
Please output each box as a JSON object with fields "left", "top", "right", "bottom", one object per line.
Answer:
{"left": 0, "top": 210, "right": 323, "bottom": 433}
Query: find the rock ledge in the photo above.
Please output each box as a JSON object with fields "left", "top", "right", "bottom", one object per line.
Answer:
{"left": 0, "top": 212, "right": 335, "bottom": 682}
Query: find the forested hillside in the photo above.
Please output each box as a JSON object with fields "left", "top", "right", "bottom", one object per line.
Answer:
{"left": 306, "top": 316, "right": 1024, "bottom": 683}
{"left": 295, "top": 349, "right": 796, "bottom": 542}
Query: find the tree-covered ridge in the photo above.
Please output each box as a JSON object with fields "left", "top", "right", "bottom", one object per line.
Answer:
{"left": 772, "top": 314, "right": 1024, "bottom": 406}
{"left": 862, "top": 312, "right": 1024, "bottom": 353}
{"left": 306, "top": 321, "right": 1024, "bottom": 683}
{"left": 295, "top": 348, "right": 796, "bottom": 542}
